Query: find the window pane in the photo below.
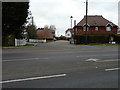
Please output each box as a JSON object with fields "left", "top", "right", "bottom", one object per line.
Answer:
{"left": 95, "top": 27, "right": 98, "bottom": 30}
{"left": 85, "top": 27, "right": 86, "bottom": 31}
{"left": 84, "top": 27, "right": 88, "bottom": 31}
{"left": 106, "top": 27, "right": 111, "bottom": 31}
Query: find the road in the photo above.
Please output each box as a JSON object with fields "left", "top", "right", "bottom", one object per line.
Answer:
{"left": 2, "top": 40, "right": 119, "bottom": 88}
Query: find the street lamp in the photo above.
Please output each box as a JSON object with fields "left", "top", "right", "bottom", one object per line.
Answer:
{"left": 74, "top": 20, "right": 76, "bottom": 44}
{"left": 70, "top": 16, "right": 73, "bottom": 28}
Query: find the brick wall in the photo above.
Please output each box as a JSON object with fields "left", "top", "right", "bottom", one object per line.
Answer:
{"left": 75, "top": 26, "right": 118, "bottom": 35}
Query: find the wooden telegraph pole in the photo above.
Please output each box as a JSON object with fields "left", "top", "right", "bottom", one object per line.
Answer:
{"left": 85, "top": 0, "right": 88, "bottom": 44}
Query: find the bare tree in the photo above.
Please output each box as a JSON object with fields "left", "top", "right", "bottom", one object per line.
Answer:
{"left": 44, "top": 25, "right": 49, "bottom": 30}
{"left": 49, "top": 25, "right": 56, "bottom": 31}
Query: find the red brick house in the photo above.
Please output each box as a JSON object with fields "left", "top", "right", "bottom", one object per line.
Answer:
{"left": 74, "top": 15, "right": 118, "bottom": 35}
{"left": 36, "top": 28, "right": 55, "bottom": 40}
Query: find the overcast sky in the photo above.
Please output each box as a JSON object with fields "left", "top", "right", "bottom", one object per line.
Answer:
{"left": 29, "top": 0, "right": 119, "bottom": 36}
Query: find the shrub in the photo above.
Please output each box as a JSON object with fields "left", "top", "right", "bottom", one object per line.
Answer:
{"left": 75, "top": 34, "right": 109, "bottom": 44}
{"left": 114, "top": 35, "right": 120, "bottom": 43}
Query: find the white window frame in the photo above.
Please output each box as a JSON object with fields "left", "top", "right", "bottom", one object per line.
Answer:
{"left": 106, "top": 27, "right": 111, "bottom": 31}
{"left": 84, "top": 27, "right": 88, "bottom": 31}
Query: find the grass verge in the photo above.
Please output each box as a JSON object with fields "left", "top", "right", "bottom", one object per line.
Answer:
{"left": 46, "top": 41, "right": 54, "bottom": 43}
{"left": 3, "top": 44, "right": 35, "bottom": 48}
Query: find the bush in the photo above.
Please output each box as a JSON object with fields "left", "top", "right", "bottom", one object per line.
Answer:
{"left": 75, "top": 34, "right": 109, "bottom": 44}
{"left": 114, "top": 35, "right": 120, "bottom": 43}
{"left": 55, "top": 37, "right": 60, "bottom": 40}
{"left": 2, "top": 35, "right": 15, "bottom": 46}
{"left": 35, "top": 37, "right": 43, "bottom": 40}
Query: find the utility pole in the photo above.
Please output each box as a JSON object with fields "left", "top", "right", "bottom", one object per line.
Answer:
{"left": 74, "top": 20, "right": 76, "bottom": 44}
{"left": 85, "top": 0, "right": 88, "bottom": 44}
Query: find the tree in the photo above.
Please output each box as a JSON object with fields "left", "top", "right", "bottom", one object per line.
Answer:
{"left": 44, "top": 25, "right": 56, "bottom": 31}
{"left": 26, "top": 13, "right": 37, "bottom": 40}
{"left": 49, "top": 25, "right": 56, "bottom": 31}
{"left": 27, "top": 25, "right": 37, "bottom": 39}
{"left": 44, "top": 25, "right": 49, "bottom": 30}
{"left": 2, "top": 2, "right": 29, "bottom": 46}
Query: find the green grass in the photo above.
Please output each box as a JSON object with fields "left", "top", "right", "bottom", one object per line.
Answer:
{"left": 3, "top": 44, "right": 35, "bottom": 48}
{"left": 46, "top": 41, "right": 54, "bottom": 43}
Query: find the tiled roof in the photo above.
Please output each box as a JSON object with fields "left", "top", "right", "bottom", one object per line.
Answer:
{"left": 76, "top": 15, "right": 117, "bottom": 27}
{"left": 37, "top": 29, "right": 55, "bottom": 39}
{"left": 65, "top": 28, "right": 74, "bottom": 33}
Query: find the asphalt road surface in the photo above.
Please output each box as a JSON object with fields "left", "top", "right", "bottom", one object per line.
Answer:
{"left": 2, "top": 40, "right": 119, "bottom": 88}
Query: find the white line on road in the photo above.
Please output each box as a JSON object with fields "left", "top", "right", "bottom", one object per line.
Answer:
{"left": 2, "top": 58, "right": 49, "bottom": 62}
{"left": 105, "top": 68, "right": 120, "bottom": 71}
{"left": 85, "top": 58, "right": 119, "bottom": 62}
{"left": 86, "top": 58, "right": 99, "bottom": 62}
{"left": 0, "top": 74, "right": 66, "bottom": 84}
{"left": 98, "top": 59, "right": 119, "bottom": 62}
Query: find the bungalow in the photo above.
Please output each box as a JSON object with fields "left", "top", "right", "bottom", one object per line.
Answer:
{"left": 36, "top": 28, "right": 55, "bottom": 40}
{"left": 74, "top": 15, "right": 118, "bottom": 35}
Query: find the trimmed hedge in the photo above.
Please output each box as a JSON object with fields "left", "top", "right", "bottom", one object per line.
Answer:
{"left": 75, "top": 34, "right": 120, "bottom": 44}
{"left": 75, "top": 35, "right": 109, "bottom": 44}
{"left": 112, "top": 34, "right": 120, "bottom": 44}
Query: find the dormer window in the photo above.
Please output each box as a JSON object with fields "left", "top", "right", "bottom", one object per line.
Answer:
{"left": 83, "top": 27, "right": 88, "bottom": 31}
{"left": 106, "top": 27, "right": 111, "bottom": 31}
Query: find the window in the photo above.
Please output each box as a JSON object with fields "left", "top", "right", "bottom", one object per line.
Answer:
{"left": 106, "top": 27, "right": 111, "bottom": 31}
{"left": 95, "top": 27, "right": 98, "bottom": 31}
{"left": 84, "top": 27, "right": 88, "bottom": 31}
{"left": 118, "top": 29, "right": 120, "bottom": 34}
{"left": 67, "top": 34, "right": 70, "bottom": 36}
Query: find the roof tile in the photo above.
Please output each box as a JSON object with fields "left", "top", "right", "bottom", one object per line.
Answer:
{"left": 77, "top": 15, "right": 117, "bottom": 27}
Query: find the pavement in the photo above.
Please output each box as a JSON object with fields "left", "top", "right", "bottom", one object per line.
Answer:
{"left": 2, "top": 40, "right": 119, "bottom": 88}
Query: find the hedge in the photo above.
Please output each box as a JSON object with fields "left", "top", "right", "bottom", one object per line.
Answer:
{"left": 75, "top": 34, "right": 120, "bottom": 44}
{"left": 74, "top": 35, "right": 109, "bottom": 44}
{"left": 2, "top": 35, "right": 15, "bottom": 46}
{"left": 112, "top": 34, "right": 120, "bottom": 43}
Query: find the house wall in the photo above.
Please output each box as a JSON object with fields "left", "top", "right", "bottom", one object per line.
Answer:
{"left": 65, "top": 31, "right": 72, "bottom": 38}
{"left": 76, "top": 26, "right": 118, "bottom": 35}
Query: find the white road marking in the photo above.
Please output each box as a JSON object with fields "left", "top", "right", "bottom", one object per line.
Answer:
{"left": 0, "top": 74, "right": 66, "bottom": 84}
{"left": 2, "top": 58, "right": 49, "bottom": 62}
{"left": 85, "top": 58, "right": 119, "bottom": 62}
{"left": 105, "top": 68, "right": 120, "bottom": 71}
{"left": 98, "top": 59, "right": 119, "bottom": 62}
{"left": 86, "top": 58, "right": 99, "bottom": 62}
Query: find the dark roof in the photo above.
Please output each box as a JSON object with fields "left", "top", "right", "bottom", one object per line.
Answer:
{"left": 65, "top": 28, "right": 74, "bottom": 33}
{"left": 76, "top": 15, "right": 117, "bottom": 27}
